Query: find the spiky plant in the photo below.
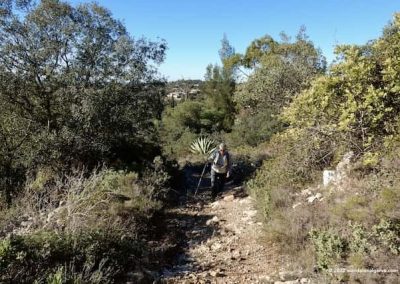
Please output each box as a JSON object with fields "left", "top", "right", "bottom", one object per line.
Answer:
{"left": 190, "top": 136, "right": 216, "bottom": 156}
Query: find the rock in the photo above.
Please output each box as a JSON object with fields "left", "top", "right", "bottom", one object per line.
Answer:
{"left": 239, "top": 197, "right": 251, "bottom": 204}
{"left": 307, "top": 192, "right": 323, "bottom": 203}
{"left": 300, "top": 189, "right": 312, "bottom": 196}
{"left": 209, "top": 268, "right": 224, "bottom": 277}
{"left": 191, "top": 229, "right": 202, "bottom": 236}
{"left": 324, "top": 151, "right": 354, "bottom": 191}
{"left": 55, "top": 218, "right": 64, "bottom": 227}
{"left": 307, "top": 195, "right": 317, "bottom": 203}
{"left": 300, "top": 278, "right": 309, "bottom": 283}
{"left": 323, "top": 170, "right": 336, "bottom": 187}
{"left": 259, "top": 275, "right": 272, "bottom": 283}
{"left": 20, "top": 221, "right": 31, "bottom": 227}
{"left": 232, "top": 250, "right": 241, "bottom": 259}
{"left": 206, "top": 216, "right": 219, "bottom": 226}
{"left": 292, "top": 202, "right": 302, "bottom": 209}
{"left": 210, "top": 242, "right": 222, "bottom": 251}
{"left": 223, "top": 194, "right": 235, "bottom": 202}
{"left": 46, "top": 212, "right": 55, "bottom": 223}
{"left": 279, "top": 271, "right": 297, "bottom": 281}
{"left": 244, "top": 210, "right": 257, "bottom": 217}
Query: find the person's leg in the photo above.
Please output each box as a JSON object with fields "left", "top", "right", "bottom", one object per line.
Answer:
{"left": 211, "top": 170, "right": 217, "bottom": 199}
{"left": 218, "top": 173, "right": 226, "bottom": 194}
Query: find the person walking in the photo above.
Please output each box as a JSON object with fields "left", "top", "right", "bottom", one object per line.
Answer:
{"left": 209, "top": 143, "right": 231, "bottom": 200}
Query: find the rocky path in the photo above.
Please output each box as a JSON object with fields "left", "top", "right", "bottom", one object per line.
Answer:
{"left": 159, "top": 182, "right": 310, "bottom": 284}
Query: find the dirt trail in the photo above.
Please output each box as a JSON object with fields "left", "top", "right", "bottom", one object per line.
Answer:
{"left": 158, "top": 169, "right": 307, "bottom": 284}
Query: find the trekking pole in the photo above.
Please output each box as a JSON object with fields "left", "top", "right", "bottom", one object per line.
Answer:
{"left": 194, "top": 162, "right": 208, "bottom": 196}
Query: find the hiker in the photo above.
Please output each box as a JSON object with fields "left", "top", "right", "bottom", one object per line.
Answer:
{"left": 208, "top": 143, "right": 231, "bottom": 200}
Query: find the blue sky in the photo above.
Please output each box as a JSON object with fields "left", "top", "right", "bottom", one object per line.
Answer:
{"left": 70, "top": 0, "right": 400, "bottom": 81}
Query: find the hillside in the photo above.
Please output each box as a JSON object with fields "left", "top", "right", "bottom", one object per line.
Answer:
{"left": 0, "top": 1, "right": 399, "bottom": 283}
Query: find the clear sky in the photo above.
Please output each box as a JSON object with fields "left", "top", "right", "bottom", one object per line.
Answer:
{"left": 69, "top": 0, "right": 400, "bottom": 81}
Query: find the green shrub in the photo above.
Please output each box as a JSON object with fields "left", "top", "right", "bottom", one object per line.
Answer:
{"left": 189, "top": 136, "right": 216, "bottom": 156}
{"left": 45, "top": 267, "right": 63, "bottom": 284}
{"left": 226, "top": 110, "right": 283, "bottom": 147}
{"left": 0, "top": 231, "right": 143, "bottom": 283}
{"left": 372, "top": 219, "right": 400, "bottom": 255}
{"left": 331, "top": 195, "right": 371, "bottom": 223}
{"left": 160, "top": 100, "right": 227, "bottom": 159}
{"left": 244, "top": 14, "right": 400, "bottom": 282}
{"left": 0, "top": 1, "right": 167, "bottom": 202}
{"left": 309, "top": 228, "right": 347, "bottom": 270}
{"left": 348, "top": 222, "right": 373, "bottom": 255}
{"left": 247, "top": 127, "right": 332, "bottom": 221}
{"left": 0, "top": 164, "right": 172, "bottom": 282}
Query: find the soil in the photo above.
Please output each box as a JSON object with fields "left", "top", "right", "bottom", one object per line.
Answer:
{"left": 150, "top": 167, "right": 309, "bottom": 284}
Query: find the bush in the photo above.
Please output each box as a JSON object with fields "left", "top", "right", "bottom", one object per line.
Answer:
{"left": 160, "top": 100, "right": 226, "bottom": 159}
{"left": 0, "top": 165, "right": 171, "bottom": 282}
{"left": 226, "top": 110, "right": 284, "bottom": 147}
{"left": 0, "top": 0, "right": 167, "bottom": 202}
{"left": 309, "top": 229, "right": 347, "bottom": 270}
{"left": 0, "top": 231, "right": 142, "bottom": 283}
{"left": 247, "top": 127, "right": 334, "bottom": 220}
{"left": 372, "top": 219, "right": 400, "bottom": 255}
{"left": 244, "top": 14, "right": 400, "bottom": 283}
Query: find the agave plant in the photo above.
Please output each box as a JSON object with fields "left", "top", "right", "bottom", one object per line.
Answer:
{"left": 190, "top": 136, "right": 216, "bottom": 156}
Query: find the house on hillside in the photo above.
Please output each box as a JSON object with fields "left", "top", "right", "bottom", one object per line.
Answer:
{"left": 166, "top": 91, "right": 185, "bottom": 100}
{"left": 189, "top": 89, "right": 200, "bottom": 96}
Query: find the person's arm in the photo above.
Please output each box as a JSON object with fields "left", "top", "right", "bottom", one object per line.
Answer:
{"left": 226, "top": 152, "right": 232, "bottom": 178}
{"left": 208, "top": 151, "right": 216, "bottom": 164}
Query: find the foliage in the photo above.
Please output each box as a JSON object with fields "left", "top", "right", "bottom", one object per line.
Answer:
{"left": 372, "top": 219, "right": 400, "bottom": 255}
{"left": 225, "top": 29, "right": 326, "bottom": 147}
{"left": 160, "top": 100, "right": 225, "bottom": 158}
{"left": 283, "top": 14, "right": 400, "bottom": 157}
{"left": 0, "top": 165, "right": 171, "bottom": 282}
{"left": 201, "top": 64, "right": 236, "bottom": 130}
{"left": 160, "top": 35, "right": 236, "bottom": 159}
{"left": 0, "top": 231, "right": 141, "bottom": 283}
{"left": 348, "top": 222, "right": 372, "bottom": 255}
{"left": 309, "top": 229, "right": 347, "bottom": 270}
{"left": 227, "top": 109, "right": 284, "bottom": 147}
{"left": 246, "top": 14, "right": 400, "bottom": 281}
{"left": 0, "top": 0, "right": 167, "bottom": 201}
{"left": 233, "top": 28, "right": 326, "bottom": 112}
{"left": 189, "top": 136, "right": 216, "bottom": 156}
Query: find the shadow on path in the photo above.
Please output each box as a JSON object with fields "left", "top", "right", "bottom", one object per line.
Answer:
{"left": 155, "top": 162, "right": 252, "bottom": 282}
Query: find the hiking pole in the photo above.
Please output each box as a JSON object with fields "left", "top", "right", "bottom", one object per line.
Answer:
{"left": 194, "top": 162, "right": 208, "bottom": 196}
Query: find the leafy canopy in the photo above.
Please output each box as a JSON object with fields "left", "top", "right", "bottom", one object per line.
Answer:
{"left": 283, "top": 13, "right": 400, "bottom": 157}
{"left": 0, "top": 0, "right": 167, "bottom": 200}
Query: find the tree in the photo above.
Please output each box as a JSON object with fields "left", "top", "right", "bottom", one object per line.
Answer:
{"left": 159, "top": 100, "right": 225, "bottom": 158}
{"left": 283, "top": 13, "right": 400, "bottom": 160}
{"left": 0, "top": 0, "right": 167, "bottom": 200}
{"left": 227, "top": 28, "right": 326, "bottom": 146}
{"left": 234, "top": 29, "right": 326, "bottom": 112}
{"left": 219, "top": 33, "right": 235, "bottom": 62}
{"left": 201, "top": 64, "right": 236, "bottom": 130}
